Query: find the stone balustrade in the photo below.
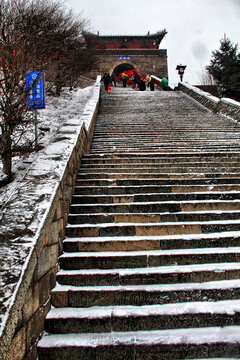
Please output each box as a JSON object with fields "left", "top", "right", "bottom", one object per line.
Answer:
{"left": 178, "top": 82, "right": 240, "bottom": 122}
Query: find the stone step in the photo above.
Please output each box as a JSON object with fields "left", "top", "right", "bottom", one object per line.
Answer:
{"left": 92, "top": 128, "right": 240, "bottom": 134}
{"left": 81, "top": 155, "right": 240, "bottom": 164}
{"left": 92, "top": 130, "right": 240, "bottom": 135}
{"left": 75, "top": 177, "right": 240, "bottom": 187}
{"left": 65, "top": 219, "right": 240, "bottom": 238}
{"left": 82, "top": 151, "right": 240, "bottom": 159}
{"left": 78, "top": 167, "right": 240, "bottom": 175}
{"left": 90, "top": 147, "right": 240, "bottom": 154}
{"left": 91, "top": 129, "right": 240, "bottom": 134}
{"left": 105, "top": 126, "right": 223, "bottom": 132}
{"left": 44, "top": 300, "right": 240, "bottom": 334}
{"left": 77, "top": 172, "right": 240, "bottom": 180}
{"left": 90, "top": 143, "right": 240, "bottom": 149}
{"left": 74, "top": 184, "right": 240, "bottom": 195}
{"left": 51, "top": 279, "right": 240, "bottom": 308}
{"left": 62, "top": 232, "right": 240, "bottom": 252}
{"left": 90, "top": 136, "right": 240, "bottom": 142}
{"left": 59, "top": 247, "right": 240, "bottom": 270}
{"left": 80, "top": 162, "right": 240, "bottom": 169}
{"left": 90, "top": 144, "right": 240, "bottom": 150}
{"left": 92, "top": 128, "right": 232, "bottom": 133}
{"left": 67, "top": 210, "right": 240, "bottom": 225}
{"left": 91, "top": 141, "right": 240, "bottom": 145}
{"left": 69, "top": 200, "right": 240, "bottom": 214}
{"left": 91, "top": 131, "right": 239, "bottom": 136}
{"left": 56, "top": 262, "right": 240, "bottom": 286}
{"left": 37, "top": 326, "right": 240, "bottom": 360}
{"left": 89, "top": 150, "right": 240, "bottom": 155}
{"left": 101, "top": 141, "right": 238, "bottom": 145}
{"left": 71, "top": 191, "right": 240, "bottom": 204}
{"left": 81, "top": 160, "right": 240, "bottom": 168}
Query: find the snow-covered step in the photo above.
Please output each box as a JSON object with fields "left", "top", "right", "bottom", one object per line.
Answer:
{"left": 81, "top": 157, "right": 240, "bottom": 163}
{"left": 63, "top": 231, "right": 240, "bottom": 252}
{"left": 73, "top": 183, "right": 240, "bottom": 195}
{"left": 56, "top": 262, "right": 240, "bottom": 286}
{"left": 77, "top": 165, "right": 240, "bottom": 173}
{"left": 81, "top": 157, "right": 240, "bottom": 165}
{"left": 68, "top": 211, "right": 240, "bottom": 227}
{"left": 51, "top": 279, "right": 240, "bottom": 308}
{"left": 75, "top": 177, "right": 240, "bottom": 187}
{"left": 59, "top": 247, "right": 240, "bottom": 270}
{"left": 69, "top": 200, "right": 240, "bottom": 215}
{"left": 71, "top": 191, "right": 240, "bottom": 203}
{"left": 37, "top": 326, "right": 240, "bottom": 359}
{"left": 90, "top": 141, "right": 240, "bottom": 148}
{"left": 80, "top": 157, "right": 240, "bottom": 165}
{"left": 65, "top": 219, "right": 240, "bottom": 238}
{"left": 90, "top": 147, "right": 240, "bottom": 153}
{"left": 77, "top": 171, "right": 240, "bottom": 180}
{"left": 82, "top": 152, "right": 240, "bottom": 161}
{"left": 44, "top": 299, "right": 240, "bottom": 334}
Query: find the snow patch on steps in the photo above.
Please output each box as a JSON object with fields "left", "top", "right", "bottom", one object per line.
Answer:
{"left": 38, "top": 326, "right": 240, "bottom": 347}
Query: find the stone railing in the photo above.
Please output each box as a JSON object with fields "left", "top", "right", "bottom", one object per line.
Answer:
{"left": 218, "top": 97, "right": 240, "bottom": 121}
{"left": 0, "top": 77, "right": 101, "bottom": 360}
{"left": 178, "top": 82, "right": 240, "bottom": 122}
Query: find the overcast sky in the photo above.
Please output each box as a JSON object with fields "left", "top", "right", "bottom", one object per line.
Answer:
{"left": 64, "top": 0, "right": 240, "bottom": 85}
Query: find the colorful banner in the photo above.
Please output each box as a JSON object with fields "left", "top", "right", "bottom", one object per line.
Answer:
{"left": 26, "top": 70, "right": 45, "bottom": 109}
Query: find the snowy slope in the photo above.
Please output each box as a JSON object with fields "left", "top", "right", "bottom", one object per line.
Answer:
{"left": 0, "top": 77, "right": 101, "bottom": 331}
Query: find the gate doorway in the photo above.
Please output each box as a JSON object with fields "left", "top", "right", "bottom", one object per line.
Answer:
{"left": 113, "top": 63, "right": 136, "bottom": 76}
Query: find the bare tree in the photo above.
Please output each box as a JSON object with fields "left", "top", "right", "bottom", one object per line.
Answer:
{"left": 197, "top": 66, "right": 216, "bottom": 85}
{"left": 52, "top": 41, "right": 98, "bottom": 94}
{"left": 0, "top": 0, "right": 96, "bottom": 183}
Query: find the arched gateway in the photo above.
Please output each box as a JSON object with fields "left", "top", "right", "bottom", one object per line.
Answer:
{"left": 84, "top": 30, "right": 168, "bottom": 79}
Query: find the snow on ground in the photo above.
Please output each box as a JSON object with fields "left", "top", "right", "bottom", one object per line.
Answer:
{"left": 0, "top": 78, "right": 100, "bottom": 331}
{"left": 0, "top": 84, "right": 95, "bottom": 209}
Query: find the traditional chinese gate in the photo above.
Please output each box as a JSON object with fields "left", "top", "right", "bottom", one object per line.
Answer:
{"left": 84, "top": 30, "right": 168, "bottom": 79}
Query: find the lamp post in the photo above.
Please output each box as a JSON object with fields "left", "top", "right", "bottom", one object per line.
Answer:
{"left": 176, "top": 64, "right": 187, "bottom": 82}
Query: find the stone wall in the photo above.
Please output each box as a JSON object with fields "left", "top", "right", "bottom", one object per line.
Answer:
{"left": 218, "top": 98, "right": 240, "bottom": 121}
{"left": 195, "top": 85, "right": 220, "bottom": 98}
{"left": 88, "top": 49, "right": 168, "bottom": 79}
{"left": 0, "top": 78, "right": 101, "bottom": 360}
{"left": 178, "top": 82, "right": 240, "bottom": 122}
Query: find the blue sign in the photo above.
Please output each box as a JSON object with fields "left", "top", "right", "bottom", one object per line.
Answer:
{"left": 26, "top": 70, "right": 45, "bottom": 109}
{"left": 117, "top": 56, "right": 132, "bottom": 61}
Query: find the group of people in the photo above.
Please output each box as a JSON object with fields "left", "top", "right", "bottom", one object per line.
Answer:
{"left": 101, "top": 69, "right": 169, "bottom": 92}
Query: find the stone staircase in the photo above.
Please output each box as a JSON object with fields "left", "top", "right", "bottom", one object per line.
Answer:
{"left": 38, "top": 87, "right": 240, "bottom": 359}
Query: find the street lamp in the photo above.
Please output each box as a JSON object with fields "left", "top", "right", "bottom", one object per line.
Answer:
{"left": 176, "top": 64, "right": 187, "bottom": 82}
